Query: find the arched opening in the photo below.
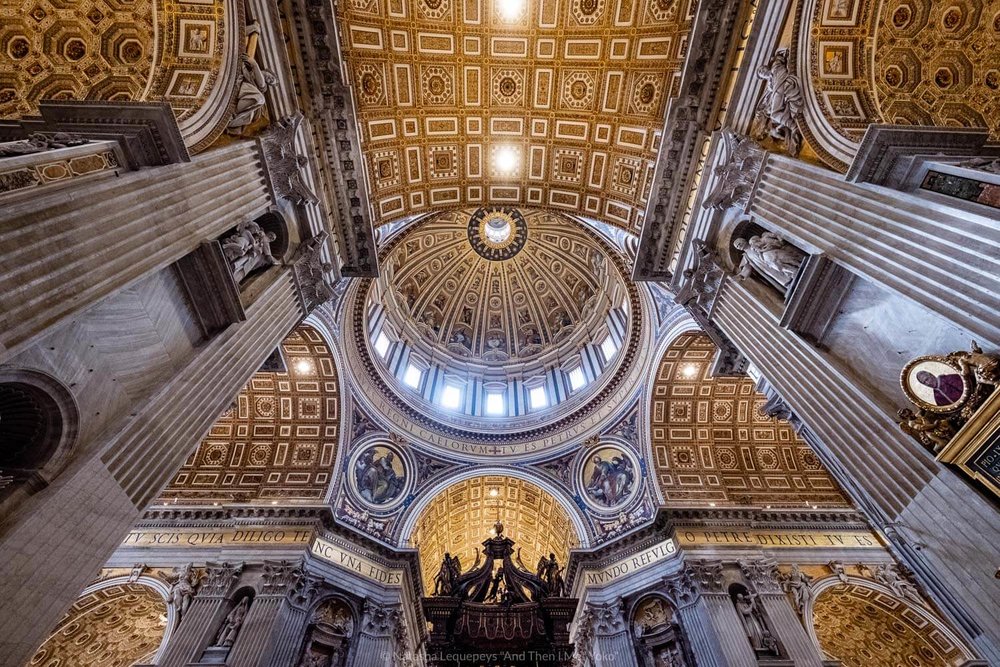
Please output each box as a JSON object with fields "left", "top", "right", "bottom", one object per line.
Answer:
{"left": 630, "top": 594, "right": 692, "bottom": 666}
{"left": 0, "top": 371, "right": 77, "bottom": 504}
{"left": 298, "top": 597, "right": 357, "bottom": 667}
{"left": 811, "top": 583, "right": 970, "bottom": 666}
{"left": 29, "top": 581, "right": 169, "bottom": 666}
{"left": 648, "top": 331, "right": 848, "bottom": 508}
{"left": 410, "top": 475, "right": 579, "bottom": 594}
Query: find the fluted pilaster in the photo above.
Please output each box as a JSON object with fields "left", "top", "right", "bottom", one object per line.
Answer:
{"left": 749, "top": 153, "right": 999, "bottom": 346}
{"left": 159, "top": 562, "right": 244, "bottom": 667}
{"left": 711, "top": 281, "right": 1000, "bottom": 662}
{"left": 0, "top": 141, "right": 272, "bottom": 361}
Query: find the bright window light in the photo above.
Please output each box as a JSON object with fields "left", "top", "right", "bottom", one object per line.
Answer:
{"left": 529, "top": 385, "right": 548, "bottom": 410}
{"left": 493, "top": 146, "right": 519, "bottom": 175}
{"left": 486, "top": 391, "right": 505, "bottom": 415}
{"left": 496, "top": 0, "right": 525, "bottom": 22}
{"left": 441, "top": 384, "right": 463, "bottom": 410}
{"left": 403, "top": 364, "right": 423, "bottom": 389}
{"left": 373, "top": 331, "right": 391, "bottom": 358}
{"left": 568, "top": 367, "right": 587, "bottom": 391}
{"left": 600, "top": 335, "right": 618, "bottom": 361}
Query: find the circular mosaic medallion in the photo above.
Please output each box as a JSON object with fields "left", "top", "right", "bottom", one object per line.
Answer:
{"left": 578, "top": 444, "right": 639, "bottom": 511}
{"left": 348, "top": 441, "right": 410, "bottom": 510}
{"left": 467, "top": 206, "right": 528, "bottom": 261}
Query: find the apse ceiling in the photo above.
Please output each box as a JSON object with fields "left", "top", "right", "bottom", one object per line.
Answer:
{"left": 335, "top": 0, "right": 694, "bottom": 230}
{"left": 410, "top": 475, "right": 576, "bottom": 592}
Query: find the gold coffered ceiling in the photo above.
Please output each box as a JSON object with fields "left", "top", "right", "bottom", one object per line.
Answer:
{"left": 335, "top": 0, "right": 694, "bottom": 230}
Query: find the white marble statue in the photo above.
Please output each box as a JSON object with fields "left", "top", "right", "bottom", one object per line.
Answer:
{"left": 228, "top": 26, "right": 277, "bottom": 135}
{"left": 752, "top": 49, "right": 804, "bottom": 156}
{"left": 222, "top": 219, "right": 278, "bottom": 282}
{"left": 214, "top": 597, "right": 250, "bottom": 647}
{"left": 734, "top": 231, "right": 805, "bottom": 289}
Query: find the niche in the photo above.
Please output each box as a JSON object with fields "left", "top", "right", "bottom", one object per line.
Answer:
{"left": 298, "top": 598, "right": 356, "bottom": 667}
{"left": 0, "top": 372, "right": 77, "bottom": 509}
{"left": 201, "top": 588, "right": 255, "bottom": 664}
{"left": 630, "top": 595, "right": 693, "bottom": 667}
{"left": 728, "top": 583, "right": 783, "bottom": 660}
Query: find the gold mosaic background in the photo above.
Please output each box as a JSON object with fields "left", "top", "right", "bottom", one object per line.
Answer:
{"left": 813, "top": 584, "right": 965, "bottom": 666}
{"left": 799, "top": 0, "right": 1000, "bottom": 166}
{"left": 335, "top": 0, "right": 694, "bottom": 230}
{"left": 161, "top": 325, "right": 340, "bottom": 504}
{"left": 650, "top": 332, "right": 848, "bottom": 507}
{"left": 411, "top": 475, "right": 575, "bottom": 592}
{"left": 29, "top": 583, "right": 167, "bottom": 667}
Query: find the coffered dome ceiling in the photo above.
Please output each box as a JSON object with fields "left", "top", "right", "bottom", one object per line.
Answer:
{"left": 335, "top": 0, "right": 694, "bottom": 230}
{"left": 380, "top": 207, "right": 620, "bottom": 367}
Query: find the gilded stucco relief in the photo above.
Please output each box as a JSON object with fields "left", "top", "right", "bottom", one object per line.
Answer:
{"left": 0, "top": 0, "right": 237, "bottom": 151}
{"left": 813, "top": 584, "right": 966, "bottom": 666}
{"left": 29, "top": 583, "right": 167, "bottom": 667}
{"left": 161, "top": 325, "right": 340, "bottom": 503}
{"left": 335, "top": 0, "right": 694, "bottom": 229}
{"left": 795, "top": 0, "right": 1000, "bottom": 169}
{"left": 650, "top": 332, "right": 849, "bottom": 507}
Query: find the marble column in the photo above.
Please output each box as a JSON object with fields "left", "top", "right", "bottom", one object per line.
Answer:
{"left": 574, "top": 602, "right": 638, "bottom": 667}
{"left": 0, "top": 140, "right": 273, "bottom": 363}
{"left": 159, "top": 562, "right": 245, "bottom": 667}
{"left": 262, "top": 571, "right": 324, "bottom": 667}
{"left": 0, "top": 275, "right": 304, "bottom": 666}
{"left": 739, "top": 559, "right": 823, "bottom": 666}
{"left": 747, "top": 152, "right": 999, "bottom": 346}
{"left": 227, "top": 561, "right": 308, "bottom": 667}
{"left": 710, "top": 280, "right": 1000, "bottom": 662}
{"left": 349, "top": 601, "right": 407, "bottom": 667}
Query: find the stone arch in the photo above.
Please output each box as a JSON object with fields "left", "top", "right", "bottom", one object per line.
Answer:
{"left": 805, "top": 576, "right": 976, "bottom": 666}
{"left": 400, "top": 471, "right": 585, "bottom": 593}
{"left": 0, "top": 0, "right": 246, "bottom": 153}
{"left": 29, "top": 576, "right": 175, "bottom": 666}
{"left": 646, "top": 331, "right": 848, "bottom": 508}
{"left": 158, "top": 323, "right": 341, "bottom": 504}
{"left": 0, "top": 367, "right": 78, "bottom": 505}
{"left": 298, "top": 595, "right": 359, "bottom": 667}
{"left": 792, "top": 0, "right": 999, "bottom": 170}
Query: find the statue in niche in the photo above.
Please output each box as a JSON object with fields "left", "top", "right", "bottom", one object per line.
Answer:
{"left": 166, "top": 563, "right": 199, "bottom": 622}
{"left": 781, "top": 564, "right": 813, "bottom": 614}
{"left": 433, "top": 553, "right": 462, "bottom": 596}
{"left": 222, "top": 219, "right": 278, "bottom": 283}
{"left": 734, "top": 592, "right": 775, "bottom": 654}
{"left": 751, "top": 48, "right": 804, "bottom": 156}
{"left": 228, "top": 23, "right": 277, "bottom": 134}
{"left": 301, "top": 652, "right": 329, "bottom": 667}
{"left": 0, "top": 132, "right": 89, "bottom": 158}
{"left": 213, "top": 597, "right": 250, "bottom": 647}
{"left": 733, "top": 231, "right": 805, "bottom": 289}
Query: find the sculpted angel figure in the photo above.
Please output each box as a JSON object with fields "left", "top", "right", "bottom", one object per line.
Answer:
{"left": 752, "top": 48, "right": 804, "bottom": 155}
{"left": 781, "top": 564, "right": 813, "bottom": 614}
{"left": 167, "top": 563, "right": 199, "bottom": 621}
{"left": 897, "top": 408, "right": 956, "bottom": 453}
